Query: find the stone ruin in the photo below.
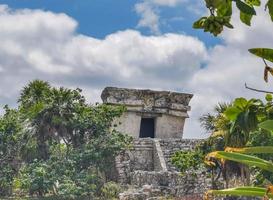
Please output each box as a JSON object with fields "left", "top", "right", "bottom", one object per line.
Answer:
{"left": 101, "top": 87, "right": 193, "bottom": 139}
{"left": 101, "top": 87, "right": 211, "bottom": 200}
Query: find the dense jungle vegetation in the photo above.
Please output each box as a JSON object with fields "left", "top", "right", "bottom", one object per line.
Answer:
{"left": 172, "top": 96, "right": 273, "bottom": 197}
{"left": 0, "top": 80, "right": 132, "bottom": 199}
{"left": 1, "top": 0, "right": 273, "bottom": 199}
{"left": 172, "top": 0, "right": 273, "bottom": 198}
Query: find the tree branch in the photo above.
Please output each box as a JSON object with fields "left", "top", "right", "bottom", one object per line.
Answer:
{"left": 245, "top": 83, "right": 273, "bottom": 94}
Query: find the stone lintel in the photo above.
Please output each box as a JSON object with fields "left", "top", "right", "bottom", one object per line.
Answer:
{"left": 101, "top": 87, "right": 193, "bottom": 118}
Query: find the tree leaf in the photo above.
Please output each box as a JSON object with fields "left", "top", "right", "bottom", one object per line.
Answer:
{"left": 248, "top": 48, "right": 273, "bottom": 63}
{"left": 193, "top": 17, "right": 206, "bottom": 29}
{"left": 236, "top": 0, "right": 256, "bottom": 15}
{"left": 224, "top": 107, "right": 241, "bottom": 121}
{"left": 206, "top": 151, "right": 273, "bottom": 172}
{"left": 234, "top": 97, "right": 248, "bottom": 109}
{"left": 217, "top": 0, "right": 232, "bottom": 16}
{"left": 206, "top": 187, "right": 273, "bottom": 198}
{"left": 267, "top": 0, "right": 273, "bottom": 21}
{"left": 259, "top": 120, "right": 273, "bottom": 132}
{"left": 225, "top": 146, "right": 273, "bottom": 154}
{"left": 246, "top": 0, "right": 261, "bottom": 6}
{"left": 265, "top": 94, "right": 273, "bottom": 102}
{"left": 240, "top": 11, "right": 252, "bottom": 25}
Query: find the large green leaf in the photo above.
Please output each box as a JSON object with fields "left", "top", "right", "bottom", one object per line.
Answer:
{"left": 267, "top": 0, "right": 273, "bottom": 21}
{"left": 240, "top": 11, "right": 252, "bottom": 26}
{"left": 248, "top": 48, "right": 273, "bottom": 63}
{"left": 259, "top": 120, "right": 273, "bottom": 132}
{"left": 207, "top": 187, "right": 273, "bottom": 198}
{"left": 217, "top": 0, "right": 232, "bottom": 16}
{"left": 193, "top": 17, "right": 206, "bottom": 29}
{"left": 236, "top": 0, "right": 256, "bottom": 15}
{"left": 225, "top": 146, "right": 273, "bottom": 154}
{"left": 206, "top": 151, "right": 273, "bottom": 172}
{"left": 224, "top": 107, "right": 241, "bottom": 121}
{"left": 233, "top": 97, "right": 248, "bottom": 109}
{"left": 246, "top": 0, "right": 261, "bottom": 6}
{"left": 266, "top": 93, "right": 273, "bottom": 102}
{"left": 237, "top": 111, "right": 257, "bottom": 132}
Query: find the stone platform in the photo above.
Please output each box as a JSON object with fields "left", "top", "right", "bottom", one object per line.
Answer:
{"left": 116, "top": 138, "right": 210, "bottom": 200}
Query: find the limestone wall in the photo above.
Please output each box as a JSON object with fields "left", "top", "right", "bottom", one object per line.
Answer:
{"left": 159, "top": 139, "right": 203, "bottom": 171}
{"left": 115, "top": 139, "right": 155, "bottom": 184}
{"left": 153, "top": 139, "right": 167, "bottom": 171}
{"left": 131, "top": 139, "right": 154, "bottom": 171}
{"left": 115, "top": 138, "right": 203, "bottom": 183}
{"left": 114, "top": 112, "right": 187, "bottom": 139}
{"left": 130, "top": 171, "right": 210, "bottom": 196}
{"left": 115, "top": 138, "right": 209, "bottom": 199}
{"left": 155, "top": 115, "right": 186, "bottom": 138}
{"left": 101, "top": 87, "right": 193, "bottom": 138}
{"left": 113, "top": 112, "right": 142, "bottom": 138}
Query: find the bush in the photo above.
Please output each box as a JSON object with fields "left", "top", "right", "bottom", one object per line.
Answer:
{"left": 0, "top": 80, "right": 132, "bottom": 198}
{"left": 100, "top": 181, "right": 122, "bottom": 200}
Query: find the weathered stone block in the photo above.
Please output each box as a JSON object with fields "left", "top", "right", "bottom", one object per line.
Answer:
{"left": 101, "top": 87, "right": 193, "bottom": 139}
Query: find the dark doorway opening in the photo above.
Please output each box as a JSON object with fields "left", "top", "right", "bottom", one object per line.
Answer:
{"left": 139, "top": 118, "right": 155, "bottom": 138}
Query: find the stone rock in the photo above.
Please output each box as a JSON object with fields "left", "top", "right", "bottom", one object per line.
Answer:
{"left": 101, "top": 87, "right": 193, "bottom": 139}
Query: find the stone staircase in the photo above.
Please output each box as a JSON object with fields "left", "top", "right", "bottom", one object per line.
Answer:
{"left": 116, "top": 138, "right": 209, "bottom": 199}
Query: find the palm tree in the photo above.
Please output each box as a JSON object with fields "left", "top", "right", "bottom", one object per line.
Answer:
{"left": 18, "top": 80, "right": 52, "bottom": 160}
{"left": 200, "top": 99, "right": 262, "bottom": 187}
{"left": 18, "top": 80, "right": 89, "bottom": 160}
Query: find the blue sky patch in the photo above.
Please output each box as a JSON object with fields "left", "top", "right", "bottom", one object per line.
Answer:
{"left": 1, "top": 0, "right": 221, "bottom": 46}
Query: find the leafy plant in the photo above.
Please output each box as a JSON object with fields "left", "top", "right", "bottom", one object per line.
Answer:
{"left": 0, "top": 107, "right": 22, "bottom": 195}
{"left": 171, "top": 150, "right": 205, "bottom": 175}
{"left": 174, "top": 95, "right": 273, "bottom": 191}
{"left": 100, "top": 181, "right": 122, "bottom": 200}
{"left": 204, "top": 146, "right": 273, "bottom": 199}
{"left": 204, "top": 120, "right": 273, "bottom": 199}
{"left": 193, "top": 0, "right": 273, "bottom": 36}
{"left": 0, "top": 80, "right": 132, "bottom": 198}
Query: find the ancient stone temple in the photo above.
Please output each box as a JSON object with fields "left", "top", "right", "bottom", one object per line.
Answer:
{"left": 101, "top": 87, "right": 209, "bottom": 200}
{"left": 101, "top": 87, "right": 193, "bottom": 139}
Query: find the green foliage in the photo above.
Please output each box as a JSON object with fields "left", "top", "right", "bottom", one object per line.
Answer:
{"left": 267, "top": 0, "right": 273, "bottom": 21}
{"left": 259, "top": 120, "right": 273, "bottom": 134}
{"left": 246, "top": 0, "right": 261, "bottom": 7}
{"left": 236, "top": 0, "right": 256, "bottom": 15}
{"left": 224, "top": 97, "right": 264, "bottom": 147}
{"left": 206, "top": 186, "right": 273, "bottom": 199}
{"left": 171, "top": 150, "right": 205, "bottom": 175}
{"left": 194, "top": 0, "right": 273, "bottom": 36}
{"left": 204, "top": 109, "right": 273, "bottom": 198}
{"left": 174, "top": 95, "right": 273, "bottom": 192}
{"left": 100, "top": 181, "right": 122, "bottom": 200}
{"left": 249, "top": 130, "right": 273, "bottom": 185}
{"left": 205, "top": 147, "right": 273, "bottom": 199}
{"left": 240, "top": 11, "right": 252, "bottom": 26}
{"left": 0, "top": 80, "right": 132, "bottom": 198}
{"left": 0, "top": 107, "right": 22, "bottom": 195}
{"left": 19, "top": 160, "right": 52, "bottom": 196}
{"left": 248, "top": 48, "right": 273, "bottom": 63}
{"left": 18, "top": 154, "right": 100, "bottom": 198}
{"left": 200, "top": 103, "right": 231, "bottom": 133}
{"left": 206, "top": 151, "right": 273, "bottom": 172}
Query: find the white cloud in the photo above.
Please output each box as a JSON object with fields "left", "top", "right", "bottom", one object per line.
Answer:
{"left": 1, "top": 4, "right": 273, "bottom": 139}
{"left": 0, "top": 5, "right": 206, "bottom": 118}
{"left": 135, "top": 2, "right": 160, "bottom": 34}
{"left": 134, "top": 0, "right": 187, "bottom": 34}
{"left": 134, "top": 0, "right": 204, "bottom": 34}
{"left": 151, "top": 0, "right": 186, "bottom": 7}
{"left": 183, "top": 6, "right": 273, "bottom": 138}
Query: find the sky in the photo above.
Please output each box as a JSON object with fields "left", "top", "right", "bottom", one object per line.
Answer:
{"left": 0, "top": 0, "right": 273, "bottom": 138}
